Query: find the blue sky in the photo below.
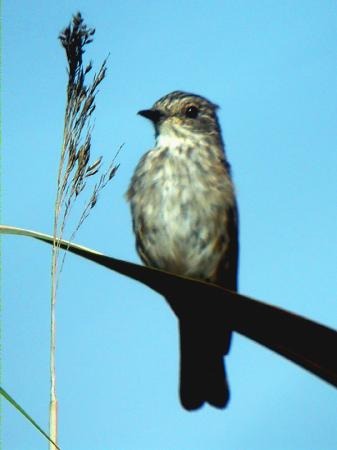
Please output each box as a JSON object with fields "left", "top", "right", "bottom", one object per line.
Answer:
{"left": 3, "top": 1, "right": 337, "bottom": 449}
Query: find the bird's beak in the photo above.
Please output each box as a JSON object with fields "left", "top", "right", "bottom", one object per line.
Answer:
{"left": 138, "top": 109, "right": 163, "bottom": 124}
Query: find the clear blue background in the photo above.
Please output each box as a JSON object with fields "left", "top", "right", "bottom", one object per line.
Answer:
{"left": 3, "top": 1, "right": 337, "bottom": 449}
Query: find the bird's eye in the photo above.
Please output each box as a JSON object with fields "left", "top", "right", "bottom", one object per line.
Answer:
{"left": 185, "top": 105, "right": 199, "bottom": 119}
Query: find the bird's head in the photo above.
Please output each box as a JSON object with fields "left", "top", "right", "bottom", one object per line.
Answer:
{"left": 138, "top": 91, "right": 222, "bottom": 146}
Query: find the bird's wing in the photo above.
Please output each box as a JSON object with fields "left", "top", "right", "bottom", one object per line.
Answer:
{"left": 214, "top": 200, "right": 239, "bottom": 292}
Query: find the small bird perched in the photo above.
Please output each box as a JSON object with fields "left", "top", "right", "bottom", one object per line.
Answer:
{"left": 127, "top": 91, "right": 239, "bottom": 410}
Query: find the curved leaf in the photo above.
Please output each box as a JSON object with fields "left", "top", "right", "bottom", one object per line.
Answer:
{"left": 1, "top": 225, "right": 337, "bottom": 388}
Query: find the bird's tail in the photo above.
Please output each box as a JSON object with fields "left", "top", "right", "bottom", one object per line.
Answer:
{"left": 178, "top": 318, "right": 230, "bottom": 410}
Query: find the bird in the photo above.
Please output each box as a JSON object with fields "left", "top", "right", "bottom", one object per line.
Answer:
{"left": 126, "top": 91, "right": 239, "bottom": 410}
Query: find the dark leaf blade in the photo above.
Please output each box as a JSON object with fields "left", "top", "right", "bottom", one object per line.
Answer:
{"left": 226, "top": 291, "right": 337, "bottom": 387}
{"left": 2, "top": 226, "right": 337, "bottom": 389}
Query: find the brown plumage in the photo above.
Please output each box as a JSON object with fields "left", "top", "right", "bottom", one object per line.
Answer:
{"left": 127, "top": 91, "right": 239, "bottom": 409}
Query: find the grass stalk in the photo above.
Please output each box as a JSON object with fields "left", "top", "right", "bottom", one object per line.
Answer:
{"left": 49, "top": 13, "right": 119, "bottom": 448}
